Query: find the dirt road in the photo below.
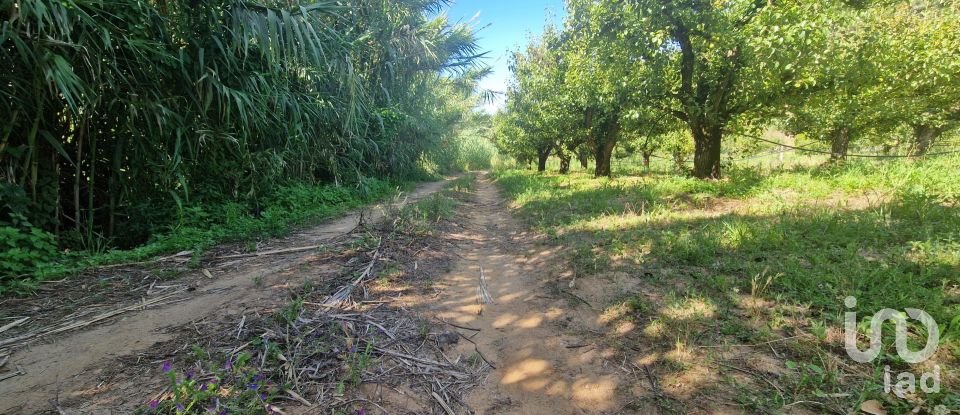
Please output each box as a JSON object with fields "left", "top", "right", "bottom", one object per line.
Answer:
{"left": 413, "top": 174, "right": 627, "bottom": 414}
{"left": 0, "top": 180, "right": 450, "bottom": 414}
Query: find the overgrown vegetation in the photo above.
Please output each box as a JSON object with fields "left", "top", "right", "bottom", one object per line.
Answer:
{"left": 495, "top": 157, "right": 960, "bottom": 413}
{"left": 0, "top": 0, "right": 497, "bottom": 289}
{"left": 0, "top": 178, "right": 403, "bottom": 295}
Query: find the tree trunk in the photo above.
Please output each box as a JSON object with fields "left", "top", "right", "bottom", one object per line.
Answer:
{"left": 642, "top": 152, "right": 652, "bottom": 169}
{"left": 578, "top": 152, "right": 588, "bottom": 169}
{"left": 536, "top": 147, "right": 551, "bottom": 172}
{"left": 559, "top": 155, "right": 571, "bottom": 174}
{"left": 691, "top": 124, "right": 722, "bottom": 179}
{"left": 911, "top": 124, "right": 942, "bottom": 157}
{"left": 830, "top": 127, "right": 850, "bottom": 162}
{"left": 595, "top": 146, "right": 613, "bottom": 177}
{"left": 594, "top": 120, "right": 619, "bottom": 178}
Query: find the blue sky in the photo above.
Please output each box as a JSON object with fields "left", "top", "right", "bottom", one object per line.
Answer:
{"left": 439, "top": 0, "right": 566, "bottom": 113}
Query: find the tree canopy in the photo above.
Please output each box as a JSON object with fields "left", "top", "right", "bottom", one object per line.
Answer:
{"left": 495, "top": 0, "right": 960, "bottom": 178}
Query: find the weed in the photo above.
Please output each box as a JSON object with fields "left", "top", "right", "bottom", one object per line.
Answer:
{"left": 301, "top": 279, "right": 315, "bottom": 295}
{"left": 347, "top": 341, "right": 374, "bottom": 388}
{"left": 140, "top": 348, "right": 279, "bottom": 414}
{"left": 276, "top": 297, "right": 304, "bottom": 326}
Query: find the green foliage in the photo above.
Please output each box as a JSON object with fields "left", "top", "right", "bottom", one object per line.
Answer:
{"left": 428, "top": 112, "right": 498, "bottom": 173}
{"left": 494, "top": 25, "right": 577, "bottom": 172}
{"left": 392, "top": 193, "right": 456, "bottom": 236}
{"left": 0, "top": 184, "right": 60, "bottom": 289}
{"left": 455, "top": 133, "right": 498, "bottom": 172}
{"left": 0, "top": 226, "right": 57, "bottom": 281}
{"left": 498, "top": 0, "right": 960, "bottom": 177}
{"left": 0, "top": 0, "right": 488, "bottom": 287}
{"left": 0, "top": 178, "right": 399, "bottom": 295}
{"left": 347, "top": 341, "right": 374, "bottom": 388}
{"left": 142, "top": 351, "right": 279, "bottom": 414}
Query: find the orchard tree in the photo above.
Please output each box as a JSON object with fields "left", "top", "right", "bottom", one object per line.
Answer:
{"left": 881, "top": 1, "right": 960, "bottom": 156}
{"left": 785, "top": 1, "right": 960, "bottom": 160}
{"left": 620, "top": 107, "right": 684, "bottom": 168}
{"left": 783, "top": 8, "right": 890, "bottom": 161}
{"left": 563, "top": 0, "right": 649, "bottom": 177}
{"left": 620, "top": 0, "right": 830, "bottom": 178}
{"left": 497, "top": 28, "right": 569, "bottom": 172}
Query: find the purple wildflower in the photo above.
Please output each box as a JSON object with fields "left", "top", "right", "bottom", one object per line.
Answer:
{"left": 176, "top": 403, "right": 185, "bottom": 412}
{"left": 224, "top": 357, "right": 233, "bottom": 371}
{"left": 357, "top": 409, "right": 366, "bottom": 415}
{"left": 149, "top": 400, "right": 159, "bottom": 409}
{"left": 253, "top": 372, "right": 265, "bottom": 382}
{"left": 161, "top": 361, "right": 172, "bottom": 373}
{"left": 199, "top": 382, "right": 208, "bottom": 391}
{"left": 247, "top": 383, "right": 260, "bottom": 391}
{"left": 218, "top": 409, "right": 228, "bottom": 415}
{"left": 186, "top": 369, "right": 195, "bottom": 380}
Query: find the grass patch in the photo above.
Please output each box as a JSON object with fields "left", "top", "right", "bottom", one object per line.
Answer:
{"left": 494, "top": 157, "right": 960, "bottom": 413}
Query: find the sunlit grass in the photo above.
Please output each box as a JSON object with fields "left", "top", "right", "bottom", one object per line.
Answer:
{"left": 494, "top": 156, "right": 960, "bottom": 412}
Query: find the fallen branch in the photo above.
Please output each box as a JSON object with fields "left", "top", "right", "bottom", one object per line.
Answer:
{"left": 565, "top": 343, "right": 592, "bottom": 349}
{"left": 286, "top": 390, "right": 313, "bottom": 407}
{"left": 0, "top": 317, "right": 29, "bottom": 335}
{"left": 323, "top": 238, "right": 382, "bottom": 306}
{"left": 436, "top": 318, "right": 481, "bottom": 332}
{"left": 236, "top": 315, "right": 246, "bottom": 339}
{"left": 0, "top": 290, "right": 186, "bottom": 350}
{"left": 697, "top": 335, "right": 802, "bottom": 349}
{"left": 714, "top": 361, "right": 784, "bottom": 396}
{"left": 96, "top": 250, "right": 194, "bottom": 269}
{"left": 477, "top": 265, "right": 494, "bottom": 309}
{"left": 560, "top": 289, "right": 593, "bottom": 309}
{"left": 432, "top": 392, "right": 456, "bottom": 415}
{"left": 450, "top": 329, "right": 497, "bottom": 369}
{"left": 0, "top": 365, "right": 24, "bottom": 382}
{"left": 214, "top": 245, "right": 324, "bottom": 261}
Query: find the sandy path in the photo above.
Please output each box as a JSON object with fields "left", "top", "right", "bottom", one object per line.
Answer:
{"left": 419, "top": 174, "right": 626, "bottom": 414}
{"left": 0, "top": 179, "right": 450, "bottom": 414}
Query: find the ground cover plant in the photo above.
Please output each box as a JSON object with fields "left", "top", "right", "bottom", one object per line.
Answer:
{"left": 494, "top": 157, "right": 960, "bottom": 414}
{"left": 0, "top": 178, "right": 405, "bottom": 295}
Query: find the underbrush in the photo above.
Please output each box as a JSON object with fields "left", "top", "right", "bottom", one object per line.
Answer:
{"left": 1, "top": 178, "right": 406, "bottom": 296}
{"left": 139, "top": 175, "right": 478, "bottom": 414}
{"left": 494, "top": 157, "right": 960, "bottom": 414}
